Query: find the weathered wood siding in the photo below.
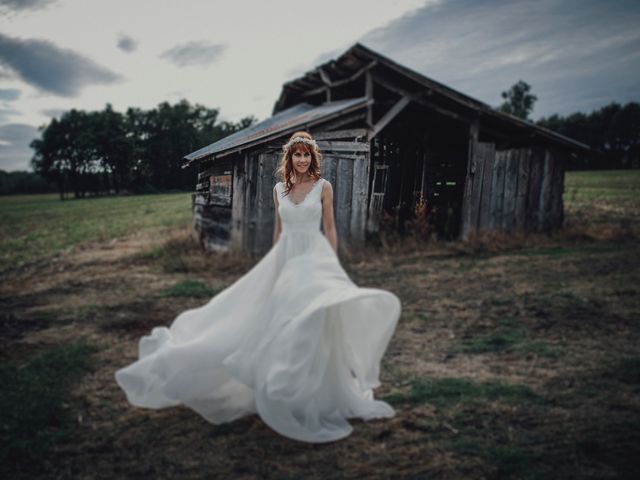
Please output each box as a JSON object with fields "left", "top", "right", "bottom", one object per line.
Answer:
{"left": 319, "top": 154, "right": 361, "bottom": 252}
{"left": 238, "top": 152, "right": 280, "bottom": 256}
{"left": 460, "top": 142, "right": 566, "bottom": 238}
{"left": 195, "top": 132, "right": 371, "bottom": 256}
{"left": 192, "top": 158, "right": 233, "bottom": 252}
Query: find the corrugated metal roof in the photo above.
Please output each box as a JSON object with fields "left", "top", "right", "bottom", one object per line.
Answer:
{"left": 184, "top": 97, "right": 368, "bottom": 163}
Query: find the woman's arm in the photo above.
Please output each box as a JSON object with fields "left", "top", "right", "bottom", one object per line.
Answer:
{"left": 273, "top": 185, "right": 282, "bottom": 245}
{"left": 321, "top": 181, "right": 338, "bottom": 253}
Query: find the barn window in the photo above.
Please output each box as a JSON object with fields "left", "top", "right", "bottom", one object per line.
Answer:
{"left": 209, "top": 170, "right": 232, "bottom": 206}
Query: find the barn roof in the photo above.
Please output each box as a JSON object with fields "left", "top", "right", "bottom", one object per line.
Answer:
{"left": 275, "top": 42, "right": 590, "bottom": 152}
{"left": 184, "top": 42, "right": 589, "bottom": 167}
{"left": 183, "top": 97, "right": 368, "bottom": 166}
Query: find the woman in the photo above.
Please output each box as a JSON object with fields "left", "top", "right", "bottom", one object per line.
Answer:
{"left": 115, "top": 131, "right": 402, "bottom": 443}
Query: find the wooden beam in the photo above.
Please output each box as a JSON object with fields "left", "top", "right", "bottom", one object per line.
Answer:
{"left": 371, "top": 72, "right": 470, "bottom": 123}
{"left": 368, "top": 95, "right": 411, "bottom": 141}
{"left": 299, "top": 60, "right": 378, "bottom": 98}
{"left": 318, "top": 67, "right": 332, "bottom": 86}
{"left": 365, "top": 70, "right": 374, "bottom": 128}
{"left": 460, "top": 118, "right": 480, "bottom": 239}
{"left": 313, "top": 128, "right": 368, "bottom": 140}
{"left": 316, "top": 140, "right": 370, "bottom": 152}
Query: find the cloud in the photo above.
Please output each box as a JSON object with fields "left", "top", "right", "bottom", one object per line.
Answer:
{"left": 0, "top": 0, "right": 56, "bottom": 15}
{"left": 0, "top": 33, "right": 123, "bottom": 97}
{"left": 41, "top": 107, "right": 67, "bottom": 119}
{"left": 358, "top": 0, "right": 640, "bottom": 118}
{"left": 117, "top": 34, "right": 138, "bottom": 53}
{"left": 0, "top": 88, "right": 20, "bottom": 100}
{"left": 159, "top": 41, "right": 226, "bottom": 67}
{"left": 0, "top": 107, "right": 19, "bottom": 122}
{"left": 0, "top": 123, "right": 39, "bottom": 171}
{"left": 285, "top": 46, "right": 345, "bottom": 79}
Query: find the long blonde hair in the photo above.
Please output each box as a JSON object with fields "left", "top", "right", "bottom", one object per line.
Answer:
{"left": 275, "top": 131, "right": 322, "bottom": 196}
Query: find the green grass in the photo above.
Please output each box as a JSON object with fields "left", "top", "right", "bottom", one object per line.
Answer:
{"left": 0, "top": 339, "right": 97, "bottom": 477}
{"left": 514, "top": 340, "right": 565, "bottom": 358}
{"left": 518, "top": 242, "right": 619, "bottom": 257}
{"left": 0, "top": 192, "right": 192, "bottom": 273}
{"left": 564, "top": 169, "right": 640, "bottom": 191}
{"left": 597, "top": 355, "right": 640, "bottom": 387}
{"left": 384, "top": 377, "right": 543, "bottom": 408}
{"left": 455, "top": 317, "right": 528, "bottom": 354}
{"left": 527, "top": 290, "right": 603, "bottom": 320}
{"left": 136, "top": 236, "right": 194, "bottom": 273}
{"left": 159, "top": 279, "right": 226, "bottom": 298}
{"left": 564, "top": 169, "right": 640, "bottom": 228}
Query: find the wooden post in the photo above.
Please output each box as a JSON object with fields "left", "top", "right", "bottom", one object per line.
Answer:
{"left": 525, "top": 147, "right": 543, "bottom": 232}
{"left": 489, "top": 150, "right": 506, "bottom": 230}
{"left": 365, "top": 70, "right": 373, "bottom": 129}
{"left": 502, "top": 149, "right": 519, "bottom": 232}
{"left": 477, "top": 142, "right": 496, "bottom": 232}
{"left": 514, "top": 148, "right": 531, "bottom": 232}
{"left": 460, "top": 118, "right": 479, "bottom": 239}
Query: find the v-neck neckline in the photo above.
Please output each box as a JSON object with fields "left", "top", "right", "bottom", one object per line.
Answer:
{"left": 285, "top": 178, "right": 321, "bottom": 206}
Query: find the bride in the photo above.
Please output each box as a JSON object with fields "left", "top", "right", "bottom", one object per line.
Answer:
{"left": 115, "top": 131, "right": 402, "bottom": 443}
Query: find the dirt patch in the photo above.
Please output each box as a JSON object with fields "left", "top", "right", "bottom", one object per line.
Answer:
{"left": 3, "top": 219, "right": 640, "bottom": 478}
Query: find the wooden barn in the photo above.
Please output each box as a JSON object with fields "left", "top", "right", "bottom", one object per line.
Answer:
{"left": 182, "top": 42, "right": 590, "bottom": 256}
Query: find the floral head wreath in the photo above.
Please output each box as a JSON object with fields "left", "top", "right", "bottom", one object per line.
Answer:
{"left": 282, "top": 136, "right": 319, "bottom": 153}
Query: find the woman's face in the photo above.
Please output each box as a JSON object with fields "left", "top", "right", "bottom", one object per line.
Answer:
{"left": 291, "top": 145, "right": 312, "bottom": 177}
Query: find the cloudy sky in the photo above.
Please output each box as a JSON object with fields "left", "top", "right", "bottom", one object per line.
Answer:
{"left": 1, "top": 0, "right": 638, "bottom": 172}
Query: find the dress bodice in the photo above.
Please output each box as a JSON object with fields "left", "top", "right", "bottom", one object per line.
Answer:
{"left": 275, "top": 178, "right": 325, "bottom": 235}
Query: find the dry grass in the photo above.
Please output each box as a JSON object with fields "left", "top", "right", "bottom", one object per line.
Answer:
{"left": 1, "top": 171, "right": 639, "bottom": 479}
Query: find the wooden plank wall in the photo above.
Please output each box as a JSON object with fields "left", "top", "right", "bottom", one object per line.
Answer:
{"left": 197, "top": 143, "right": 565, "bottom": 253}
{"left": 245, "top": 152, "right": 279, "bottom": 256}
{"left": 461, "top": 144, "right": 566, "bottom": 238}
{"left": 192, "top": 158, "right": 233, "bottom": 252}
{"left": 460, "top": 140, "right": 494, "bottom": 238}
{"left": 537, "top": 148, "right": 566, "bottom": 232}
{"left": 514, "top": 149, "right": 531, "bottom": 232}
{"left": 477, "top": 143, "right": 496, "bottom": 229}
{"left": 488, "top": 149, "right": 506, "bottom": 230}
{"left": 350, "top": 153, "right": 370, "bottom": 242}
{"left": 321, "top": 154, "right": 353, "bottom": 249}
{"left": 460, "top": 121, "right": 478, "bottom": 239}
{"left": 195, "top": 133, "right": 373, "bottom": 256}
{"left": 230, "top": 153, "right": 247, "bottom": 251}
{"left": 525, "top": 148, "right": 544, "bottom": 230}
{"left": 279, "top": 151, "right": 366, "bottom": 253}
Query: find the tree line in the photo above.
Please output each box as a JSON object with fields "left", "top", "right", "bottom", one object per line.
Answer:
{"left": 9, "top": 100, "right": 256, "bottom": 198}
{"left": 499, "top": 80, "right": 639, "bottom": 170}
{"left": 1, "top": 87, "right": 638, "bottom": 196}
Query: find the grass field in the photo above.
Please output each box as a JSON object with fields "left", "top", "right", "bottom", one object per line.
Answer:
{"left": 0, "top": 192, "right": 192, "bottom": 274}
{"left": 1, "top": 170, "right": 639, "bottom": 479}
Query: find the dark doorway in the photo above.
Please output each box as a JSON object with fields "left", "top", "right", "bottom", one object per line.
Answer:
{"left": 368, "top": 106, "right": 468, "bottom": 240}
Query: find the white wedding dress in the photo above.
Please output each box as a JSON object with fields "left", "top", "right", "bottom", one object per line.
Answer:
{"left": 115, "top": 178, "right": 402, "bottom": 443}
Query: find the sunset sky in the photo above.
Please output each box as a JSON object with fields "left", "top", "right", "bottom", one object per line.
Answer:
{"left": 1, "top": 0, "right": 638, "bottom": 171}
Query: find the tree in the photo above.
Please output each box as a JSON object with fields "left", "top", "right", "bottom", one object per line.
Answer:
{"left": 537, "top": 101, "right": 640, "bottom": 169}
{"left": 499, "top": 80, "right": 538, "bottom": 120}
{"left": 28, "top": 100, "right": 258, "bottom": 197}
{"left": 92, "top": 103, "right": 132, "bottom": 193}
